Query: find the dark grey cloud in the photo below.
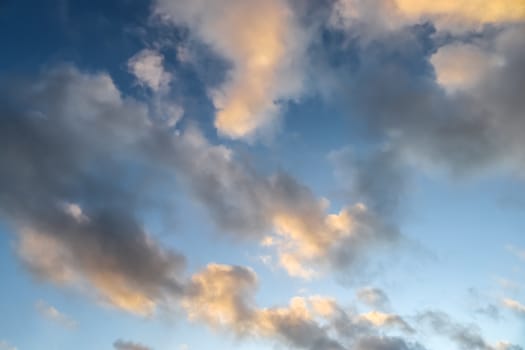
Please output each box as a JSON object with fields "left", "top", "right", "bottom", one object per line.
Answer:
{"left": 327, "top": 23, "right": 525, "bottom": 177}
{"left": 0, "top": 65, "right": 185, "bottom": 314}
{"left": 417, "top": 311, "right": 523, "bottom": 350}
{"left": 352, "top": 336, "right": 424, "bottom": 350}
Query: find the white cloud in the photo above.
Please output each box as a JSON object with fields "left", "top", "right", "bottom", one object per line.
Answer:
{"left": 128, "top": 49, "right": 171, "bottom": 91}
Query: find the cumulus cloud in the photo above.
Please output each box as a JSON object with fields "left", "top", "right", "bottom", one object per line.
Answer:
{"left": 430, "top": 43, "right": 502, "bottom": 93}
{"left": 0, "top": 66, "right": 186, "bottom": 316}
{"left": 154, "top": 0, "right": 308, "bottom": 139}
{"left": 181, "top": 266, "right": 421, "bottom": 350}
{"left": 128, "top": 49, "right": 171, "bottom": 92}
{"left": 171, "top": 128, "right": 399, "bottom": 278}
{"left": 324, "top": 20, "right": 525, "bottom": 177}
{"left": 359, "top": 311, "right": 414, "bottom": 334}
{"left": 182, "top": 264, "right": 257, "bottom": 333}
{"left": 0, "top": 63, "right": 400, "bottom": 334}
{"left": 181, "top": 263, "right": 345, "bottom": 348}
{"left": 127, "top": 48, "right": 184, "bottom": 128}
{"left": 114, "top": 340, "right": 152, "bottom": 350}
{"left": 36, "top": 300, "right": 77, "bottom": 329}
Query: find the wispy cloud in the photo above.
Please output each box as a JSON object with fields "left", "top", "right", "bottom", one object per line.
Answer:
{"left": 506, "top": 245, "right": 525, "bottom": 261}
{"left": 356, "top": 287, "right": 391, "bottom": 310}
{"left": 0, "top": 341, "right": 17, "bottom": 350}
{"left": 502, "top": 298, "right": 525, "bottom": 317}
{"left": 36, "top": 300, "right": 77, "bottom": 329}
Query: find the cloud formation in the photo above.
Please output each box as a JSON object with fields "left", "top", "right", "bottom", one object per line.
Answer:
{"left": 0, "top": 341, "right": 17, "bottom": 350}
{"left": 331, "top": 0, "right": 525, "bottom": 34}
{"left": 181, "top": 263, "right": 421, "bottom": 350}
{"left": 36, "top": 300, "right": 77, "bottom": 329}
{"left": 114, "top": 340, "right": 152, "bottom": 350}
{"left": 417, "top": 311, "right": 522, "bottom": 350}
{"left": 325, "top": 20, "right": 525, "bottom": 177}
{"left": 356, "top": 287, "right": 390, "bottom": 310}
{"left": 172, "top": 129, "right": 399, "bottom": 278}
{"left": 128, "top": 49, "right": 172, "bottom": 92}
{"left": 155, "top": 0, "right": 308, "bottom": 139}
{"left": 502, "top": 298, "right": 525, "bottom": 317}
{"left": 1, "top": 2, "right": 524, "bottom": 350}
{"left": 0, "top": 66, "right": 186, "bottom": 316}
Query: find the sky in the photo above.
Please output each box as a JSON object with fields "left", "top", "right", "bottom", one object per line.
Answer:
{"left": 0, "top": 0, "right": 525, "bottom": 349}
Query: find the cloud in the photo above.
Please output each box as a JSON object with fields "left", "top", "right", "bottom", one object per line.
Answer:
{"left": 359, "top": 311, "right": 414, "bottom": 334}
{"left": 154, "top": 0, "right": 308, "bottom": 139}
{"left": 330, "top": 146, "right": 406, "bottom": 220}
{"left": 475, "top": 304, "right": 502, "bottom": 321}
{"left": 181, "top": 266, "right": 422, "bottom": 350}
{"left": 417, "top": 311, "right": 522, "bottom": 350}
{"left": 172, "top": 128, "right": 399, "bottom": 278}
{"left": 182, "top": 264, "right": 257, "bottom": 333}
{"left": 0, "top": 341, "right": 17, "bottom": 350}
{"left": 0, "top": 66, "right": 186, "bottom": 316}
{"left": 502, "top": 298, "right": 525, "bottom": 317}
{"left": 353, "top": 336, "right": 422, "bottom": 350}
{"left": 331, "top": 0, "right": 525, "bottom": 35}
{"left": 114, "top": 339, "right": 152, "bottom": 350}
{"left": 128, "top": 49, "right": 171, "bottom": 92}
{"left": 506, "top": 245, "right": 525, "bottom": 261}
{"left": 431, "top": 43, "right": 502, "bottom": 93}
{"left": 324, "top": 20, "right": 525, "bottom": 177}
{"left": 181, "top": 263, "right": 346, "bottom": 349}
{"left": 0, "top": 63, "right": 400, "bottom": 333}
{"left": 127, "top": 48, "right": 183, "bottom": 128}
{"left": 36, "top": 300, "right": 77, "bottom": 329}
{"left": 356, "top": 287, "right": 390, "bottom": 310}
{"left": 394, "top": 0, "right": 525, "bottom": 28}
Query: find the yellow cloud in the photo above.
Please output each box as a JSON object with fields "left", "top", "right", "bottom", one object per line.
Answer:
{"left": 359, "top": 311, "right": 414, "bottom": 333}
{"left": 431, "top": 43, "right": 500, "bottom": 92}
{"left": 395, "top": 0, "right": 525, "bottom": 24}
{"left": 91, "top": 272, "right": 156, "bottom": 316}
{"left": 268, "top": 204, "right": 365, "bottom": 279}
{"left": 156, "top": 0, "right": 306, "bottom": 139}
{"left": 332, "top": 0, "right": 525, "bottom": 35}
{"left": 502, "top": 298, "right": 525, "bottom": 314}
{"left": 182, "top": 264, "right": 257, "bottom": 332}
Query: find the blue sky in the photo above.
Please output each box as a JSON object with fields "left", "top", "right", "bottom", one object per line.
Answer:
{"left": 1, "top": 1, "right": 525, "bottom": 350}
